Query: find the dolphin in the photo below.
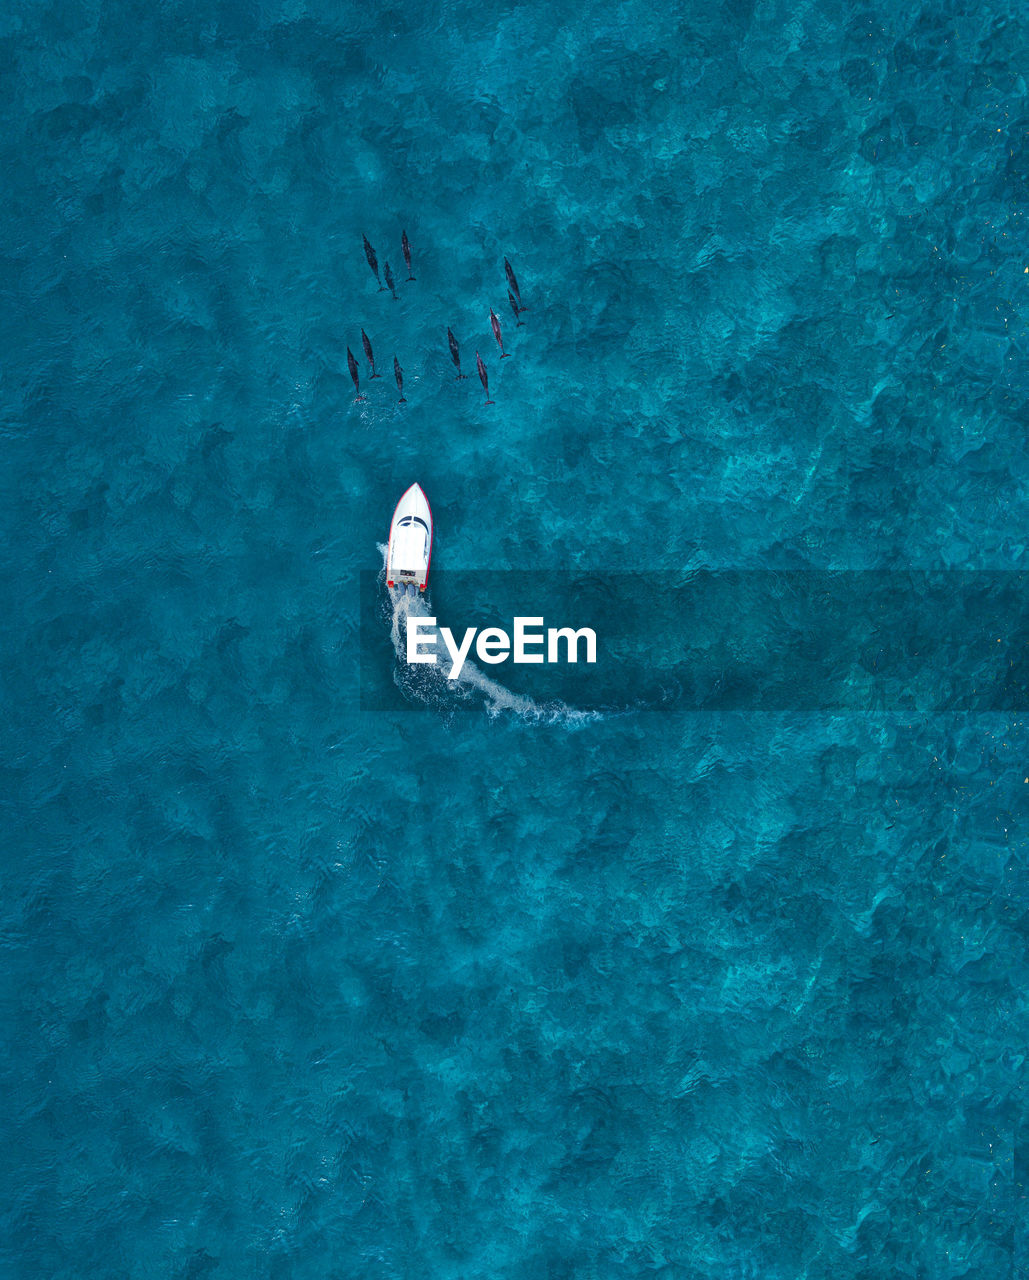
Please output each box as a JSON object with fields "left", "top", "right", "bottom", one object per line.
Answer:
{"left": 363, "top": 235, "right": 384, "bottom": 290}
{"left": 504, "top": 257, "right": 525, "bottom": 311}
{"left": 447, "top": 327, "right": 466, "bottom": 378}
{"left": 508, "top": 290, "right": 524, "bottom": 327}
{"left": 346, "top": 347, "right": 365, "bottom": 401}
{"left": 394, "top": 356, "right": 406, "bottom": 404}
{"left": 384, "top": 262, "right": 398, "bottom": 300}
{"left": 476, "top": 352, "right": 494, "bottom": 405}
{"left": 361, "top": 328, "right": 380, "bottom": 377}
{"left": 402, "top": 230, "right": 414, "bottom": 281}
{"left": 489, "top": 307, "right": 511, "bottom": 358}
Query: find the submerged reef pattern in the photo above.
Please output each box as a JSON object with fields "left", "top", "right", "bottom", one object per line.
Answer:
{"left": 1, "top": 0, "right": 1027, "bottom": 1277}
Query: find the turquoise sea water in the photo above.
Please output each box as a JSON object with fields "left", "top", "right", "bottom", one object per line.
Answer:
{"left": 2, "top": 1, "right": 1027, "bottom": 1276}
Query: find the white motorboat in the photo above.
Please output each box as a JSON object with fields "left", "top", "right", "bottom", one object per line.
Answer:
{"left": 386, "top": 483, "right": 432, "bottom": 591}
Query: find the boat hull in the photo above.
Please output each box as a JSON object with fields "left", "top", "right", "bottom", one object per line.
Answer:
{"left": 386, "top": 483, "right": 432, "bottom": 590}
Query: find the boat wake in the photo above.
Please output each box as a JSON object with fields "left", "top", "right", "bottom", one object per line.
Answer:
{"left": 376, "top": 546, "right": 608, "bottom": 725}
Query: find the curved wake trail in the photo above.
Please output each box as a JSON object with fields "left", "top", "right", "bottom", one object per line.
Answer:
{"left": 376, "top": 547, "right": 607, "bottom": 725}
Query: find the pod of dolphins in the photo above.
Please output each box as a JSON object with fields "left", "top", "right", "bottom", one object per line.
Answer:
{"left": 349, "top": 234, "right": 527, "bottom": 407}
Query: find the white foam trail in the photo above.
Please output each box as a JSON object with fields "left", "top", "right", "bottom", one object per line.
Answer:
{"left": 377, "top": 544, "right": 607, "bottom": 725}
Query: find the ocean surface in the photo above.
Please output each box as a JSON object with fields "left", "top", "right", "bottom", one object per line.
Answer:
{"left": 2, "top": 0, "right": 1027, "bottom": 1276}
